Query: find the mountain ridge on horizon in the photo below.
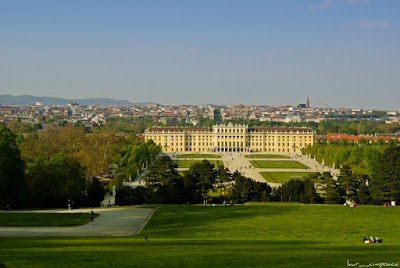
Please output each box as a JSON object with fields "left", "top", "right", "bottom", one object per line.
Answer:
{"left": 0, "top": 94, "right": 153, "bottom": 106}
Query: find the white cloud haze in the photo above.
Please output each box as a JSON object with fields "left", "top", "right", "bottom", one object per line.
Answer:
{"left": 308, "top": 0, "right": 369, "bottom": 11}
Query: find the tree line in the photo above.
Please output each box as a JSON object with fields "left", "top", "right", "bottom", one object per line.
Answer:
{"left": 304, "top": 139, "right": 399, "bottom": 174}
{"left": 116, "top": 156, "right": 321, "bottom": 206}
{"left": 0, "top": 125, "right": 160, "bottom": 208}
{"left": 304, "top": 140, "right": 400, "bottom": 204}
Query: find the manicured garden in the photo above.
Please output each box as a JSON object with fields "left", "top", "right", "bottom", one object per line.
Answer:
{"left": 250, "top": 160, "right": 310, "bottom": 169}
{"left": 260, "top": 172, "right": 314, "bottom": 183}
{"left": 245, "top": 154, "right": 290, "bottom": 158}
{"left": 0, "top": 213, "right": 93, "bottom": 226}
{"left": 176, "top": 154, "right": 221, "bottom": 158}
{"left": 175, "top": 160, "right": 224, "bottom": 168}
{"left": 1, "top": 204, "right": 399, "bottom": 267}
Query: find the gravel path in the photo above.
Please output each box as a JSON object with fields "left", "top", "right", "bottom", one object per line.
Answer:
{"left": 0, "top": 208, "right": 155, "bottom": 237}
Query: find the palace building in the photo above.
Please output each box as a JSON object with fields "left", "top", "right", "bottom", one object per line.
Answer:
{"left": 144, "top": 124, "right": 315, "bottom": 153}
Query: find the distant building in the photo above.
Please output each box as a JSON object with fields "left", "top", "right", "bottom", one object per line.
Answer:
{"left": 325, "top": 133, "right": 400, "bottom": 143}
{"left": 298, "top": 95, "right": 310, "bottom": 109}
{"left": 145, "top": 123, "right": 315, "bottom": 153}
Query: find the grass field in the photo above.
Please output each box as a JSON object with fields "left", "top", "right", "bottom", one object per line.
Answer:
{"left": 250, "top": 160, "right": 310, "bottom": 169}
{"left": 261, "top": 172, "right": 314, "bottom": 183}
{"left": 175, "top": 160, "right": 224, "bottom": 168}
{"left": 245, "top": 154, "right": 290, "bottom": 158}
{"left": 1, "top": 204, "right": 399, "bottom": 267}
{"left": 0, "top": 213, "right": 92, "bottom": 226}
{"left": 176, "top": 154, "right": 221, "bottom": 158}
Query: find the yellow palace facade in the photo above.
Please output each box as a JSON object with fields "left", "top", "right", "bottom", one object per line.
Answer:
{"left": 144, "top": 124, "right": 315, "bottom": 153}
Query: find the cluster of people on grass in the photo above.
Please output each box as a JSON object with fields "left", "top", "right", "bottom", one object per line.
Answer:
{"left": 363, "top": 236, "right": 383, "bottom": 243}
{"left": 384, "top": 201, "right": 396, "bottom": 207}
{"left": 343, "top": 201, "right": 358, "bottom": 207}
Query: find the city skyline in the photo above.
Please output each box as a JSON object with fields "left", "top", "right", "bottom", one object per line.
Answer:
{"left": 1, "top": 1, "right": 399, "bottom": 109}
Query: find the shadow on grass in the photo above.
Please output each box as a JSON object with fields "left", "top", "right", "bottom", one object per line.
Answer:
{"left": 142, "top": 205, "right": 302, "bottom": 238}
{"left": 1, "top": 237, "right": 399, "bottom": 267}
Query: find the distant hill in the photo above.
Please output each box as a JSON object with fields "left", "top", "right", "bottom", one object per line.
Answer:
{"left": 0, "top": 95, "right": 152, "bottom": 106}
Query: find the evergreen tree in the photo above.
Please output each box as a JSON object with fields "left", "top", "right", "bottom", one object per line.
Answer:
{"left": 86, "top": 177, "right": 106, "bottom": 207}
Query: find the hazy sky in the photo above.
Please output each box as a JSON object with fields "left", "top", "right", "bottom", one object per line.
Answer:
{"left": 1, "top": 0, "right": 399, "bottom": 109}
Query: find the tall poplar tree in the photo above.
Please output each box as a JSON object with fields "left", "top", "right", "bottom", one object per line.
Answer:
{"left": 368, "top": 146, "right": 400, "bottom": 204}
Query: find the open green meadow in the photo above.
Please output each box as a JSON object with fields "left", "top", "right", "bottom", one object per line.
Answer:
{"left": 176, "top": 154, "right": 221, "bottom": 158}
{"left": 261, "top": 172, "right": 314, "bottom": 183}
{"left": 250, "top": 160, "right": 310, "bottom": 169}
{"left": 1, "top": 204, "right": 399, "bottom": 267}
{"left": 175, "top": 160, "right": 224, "bottom": 168}
{"left": 0, "top": 213, "right": 92, "bottom": 226}
{"left": 245, "top": 154, "right": 290, "bottom": 159}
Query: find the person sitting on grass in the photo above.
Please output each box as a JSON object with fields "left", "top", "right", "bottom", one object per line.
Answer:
{"left": 363, "top": 236, "right": 383, "bottom": 243}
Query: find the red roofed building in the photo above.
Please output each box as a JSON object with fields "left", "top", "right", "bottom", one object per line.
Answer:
{"left": 326, "top": 133, "right": 400, "bottom": 143}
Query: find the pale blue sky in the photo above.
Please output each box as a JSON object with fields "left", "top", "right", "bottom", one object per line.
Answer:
{"left": 1, "top": 0, "right": 399, "bottom": 109}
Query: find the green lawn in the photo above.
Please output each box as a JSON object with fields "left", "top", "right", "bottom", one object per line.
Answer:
{"left": 261, "top": 172, "right": 314, "bottom": 183}
{"left": 176, "top": 154, "right": 221, "bottom": 158}
{"left": 250, "top": 160, "right": 310, "bottom": 169}
{"left": 0, "top": 213, "right": 93, "bottom": 226}
{"left": 175, "top": 160, "right": 224, "bottom": 168}
{"left": 1, "top": 204, "right": 399, "bottom": 267}
{"left": 245, "top": 154, "right": 290, "bottom": 158}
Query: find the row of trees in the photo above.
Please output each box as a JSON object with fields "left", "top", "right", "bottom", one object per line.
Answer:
{"left": 305, "top": 141, "right": 400, "bottom": 204}
{"left": 0, "top": 126, "right": 106, "bottom": 208}
{"left": 304, "top": 139, "right": 399, "bottom": 174}
{"left": 117, "top": 156, "right": 275, "bottom": 205}
{"left": 116, "top": 156, "right": 323, "bottom": 206}
{"left": 116, "top": 149, "right": 400, "bottom": 206}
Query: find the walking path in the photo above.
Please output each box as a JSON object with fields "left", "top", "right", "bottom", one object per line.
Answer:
{"left": 0, "top": 208, "right": 155, "bottom": 237}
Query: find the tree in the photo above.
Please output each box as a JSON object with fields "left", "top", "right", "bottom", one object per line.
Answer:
{"left": 230, "top": 172, "right": 272, "bottom": 203}
{"left": 20, "top": 126, "right": 63, "bottom": 160}
{"left": 25, "top": 153, "right": 86, "bottom": 208}
{"left": 356, "top": 175, "right": 371, "bottom": 204}
{"left": 116, "top": 186, "right": 149, "bottom": 206}
{"left": 277, "top": 178, "right": 320, "bottom": 204}
{"left": 185, "top": 160, "right": 217, "bottom": 203}
{"left": 7, "top": 120, "right": 33, "bottom": 133}
{"left": 146, "top": 155, "right": 179, "bottom": 187}
{"left": 0, "top": 126, "right": 26, "bottom": 207}
{"left": 215, "top": 166, "right": 232, "bottom": 197}
{"left": 337, "top": 165, "right": 360, "bottom": 202}
{"left": 146, "top": 155, "right": 186, "bottom": 203}
{"left": 368, "top": 146, "right": 400, "bottom": 204}
{"left": 322, "top": 173, "right": 343, "bottom": 204}
{"left": 86, "top": 177, "right": 106, "bottom": 207}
